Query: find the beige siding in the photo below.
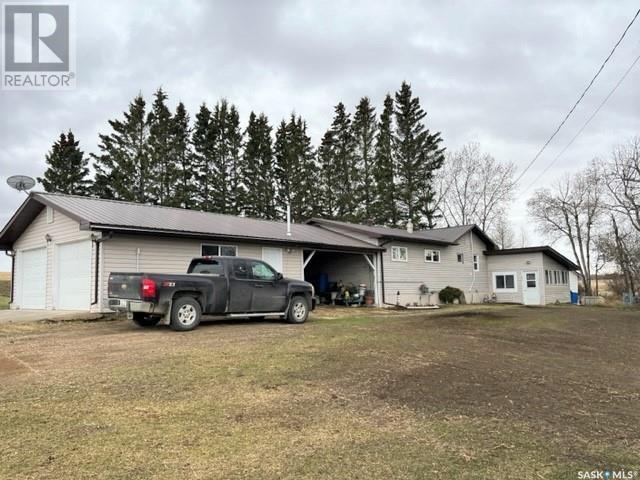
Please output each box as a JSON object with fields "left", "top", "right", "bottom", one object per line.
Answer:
{"left": 542, "top": 255, "right": 571, "bottom": 304}
{"left": 486, "top": 252, "right": 544, "bottom": 304}
{"left": 12, "top": 207, "right": 95, "bottom": 310}
{"left": 100, "top": 234, "right": 304, "bottom": 311}
{"left": 381, "top": 231, "right": 492, "bottom": 305}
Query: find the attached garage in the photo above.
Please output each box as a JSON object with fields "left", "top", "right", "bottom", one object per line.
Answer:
{"left": 18, "top": 247, "right": 46, "bottom": 309}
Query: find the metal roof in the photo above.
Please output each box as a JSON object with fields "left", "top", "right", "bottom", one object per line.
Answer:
{"left": 307, "top": 218, "right": 497, "bottom": 249}
{"left": 484, "top": 246, "right": 580, "bottom": 270}
{"left": 0, "top": 193, "right": 381, "bottom": 252}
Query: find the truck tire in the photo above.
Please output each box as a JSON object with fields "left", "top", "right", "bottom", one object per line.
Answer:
{"left": 132, "top": 313, "right": 160, "bottom": 328}
{"left": 287, "top": 295, "right": 309, "bottom": 324}
{"left": 170, "top": 296, "right": 202, "bottom": 331}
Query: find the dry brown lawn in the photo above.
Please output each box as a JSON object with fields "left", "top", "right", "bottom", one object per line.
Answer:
{"left": 1, "top": 305, "right": 639, "bottom": 479}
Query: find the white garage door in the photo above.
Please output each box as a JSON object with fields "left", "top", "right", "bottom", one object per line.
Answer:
{"left": 20, "top": 247, "right": 47, "bottom": 309}
{"left": 56, "top": 240, "right": 92, "bottom": 310}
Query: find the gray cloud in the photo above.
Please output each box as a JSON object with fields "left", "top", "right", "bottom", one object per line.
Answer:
{"left": 1, "top": 0, "right": 639, "bottom": 270}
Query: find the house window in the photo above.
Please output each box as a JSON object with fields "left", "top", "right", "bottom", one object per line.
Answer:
{"left": 425, "top": 249, "right": 440, "bottom": 263}
{"left": 562, "top": 271, "right": 567, "bottom": 284}
{"left": 545, "top": 270, "right": 550, "bottom": 285}
{"left": 553, "top": 271, "right": 558, "bottom": 285}
{"left": 494, "top": 272, "right": 517, "bottom": 292}
{"left": 201, "top": 244, "right": 238, "bottom": 257}
{"left": 391, "top": 246, "right": 408, "bottom": 262}
{"left": 473, "top": 254, "right": 479, "bottom": 271}
{"left": 457, "top": 253, "right": 464, "bottom": 263}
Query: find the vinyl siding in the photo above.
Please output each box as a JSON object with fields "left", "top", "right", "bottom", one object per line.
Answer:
{"left": 542, "top": 255, "right": 571, "bottom": 304}
{"left": 100, "top": 234, "right": 304, "bottom": 311}
{"left": 12, "top": 207, "right": 95, "bottom": 310}
{"left": 381, "top": 231, "right": 492, "bottom": 305}
{"left": 486, "top": 252, "right": 544, "bottom": 304}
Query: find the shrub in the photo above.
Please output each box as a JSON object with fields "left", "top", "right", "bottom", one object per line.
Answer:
{"left": 439, "top": 286, "right": 465, "bottom": 304}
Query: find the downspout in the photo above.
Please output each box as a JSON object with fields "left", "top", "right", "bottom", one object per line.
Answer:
{"left": 379, "top": 239, "right": 392, "bottom": 306}
{"left": 5, "top": 251, "right": 15, "bottom": 305}
{"left": 469, "top": 230, "right": 476, "bottom": 303}
{"left": 91, "top": 232, "right": 113, "bottom": 306}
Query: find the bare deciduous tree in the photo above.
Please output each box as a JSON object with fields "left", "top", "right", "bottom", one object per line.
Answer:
{"left": 490, "top": 214, "right": 515, "bottom": 249}
{"left": 527, "top": 162, "right": 603, "bottom": 296}
{"left": 439, "top": 142, "right": 515, "bottom": 232}
{"left": 604, "top": 136, "right": 640, "bottom": 233}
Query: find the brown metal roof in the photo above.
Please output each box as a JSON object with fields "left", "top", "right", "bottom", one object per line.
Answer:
{"left": 307, "top": 218, "right": 498, "bottom": 249}
{"left": 484, "top": 246, "right": 580, "bottom": 270}
{"left": 0, "top": 193, "right": 381, "bottom": 252}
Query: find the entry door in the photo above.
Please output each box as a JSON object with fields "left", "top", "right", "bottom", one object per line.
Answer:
{"left": 20, "top": 247, "right": 47, "bottom": 309}
{"left": 522, "top": 271, "right": 540, "bottom": 305}
{"left": 56, "top": 240, "right": 92, "bottom": 310}
{"left": 262, "top": 247, "right": 283, "bottom": 274}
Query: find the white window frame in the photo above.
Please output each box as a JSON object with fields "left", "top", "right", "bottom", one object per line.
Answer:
{"left": 457, "top": 253, "right": 464, "bottom": 263}
{"left": 200, "top": 243, "right": 238, "bottom": 257}
{"left": 493, "top": 271, "right": 517, "bottom": 293}
{"left": 424, "top": 249, "right": 441, "bottom": 263}
{"left": 473, "top": 254, "right": 479, "bottom": 272}
{"left": 391, "top": 246, "right": 408, "bottom": 262}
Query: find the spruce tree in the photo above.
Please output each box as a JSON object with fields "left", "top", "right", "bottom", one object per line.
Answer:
{"left": 92, "top": 94, "right": 150, "bottom": 202}
{"left": 38, "top": 131, "right": 90, "bottom": 195}
{"left": 147, "top": 88, "right": 178, "bottom": 206}
{"left": 274, "top": 115, "right": 317, "bottom": 221}
{"left": 328, "top": 103, "right": 357, "bottom": 220}
{"left": 317, "top": 129, "right": 338, "bottom": 218}
{"left": 191, "top": 103, "right": 216, "bottom": 211}
{"left": 172, "top": 102, "right": 193, "bottom": 209}
{"left": 243, "top": 112, "right": 277, "bottom": 219}
{"left": 393, "top": 82, "right": 445, "bottom": 228}
{"left": 352, "top": 97, "right": 377, "bottom": 221}
{"left": 372, "top": 94, "right": 397, "bottom": 226}
{"left": 225, "top": 104, "right": 244, "bottom": 215}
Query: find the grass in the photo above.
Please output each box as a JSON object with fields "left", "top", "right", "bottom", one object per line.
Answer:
{"left": 0, "top": 296, "right": 8, "bottom": 310}
{"left": 0, "top": 305, "right": 639, "bottom": 479}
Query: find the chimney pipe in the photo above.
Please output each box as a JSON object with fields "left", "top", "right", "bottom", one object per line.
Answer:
{"left": 286, "top": 204, "right": 292, "bottom": 236}
{"left": 406, "top": 219, "right": 414, "bottom": 234}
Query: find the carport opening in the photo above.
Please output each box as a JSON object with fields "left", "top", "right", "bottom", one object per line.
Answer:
{"left": 303, "top": 250, "right": 376, "bottom": 306}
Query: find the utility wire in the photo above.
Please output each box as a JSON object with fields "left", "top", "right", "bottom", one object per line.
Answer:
{"left": 524, "top": 50, "right": 640, "bottom": 193}
{"left": 513, "top": 7, "right": 640, "bottom": 186}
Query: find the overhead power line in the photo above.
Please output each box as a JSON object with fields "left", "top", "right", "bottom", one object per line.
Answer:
{"left": 513, "top": 7, "right": 640, "bottom": 186}
{"left": 524, "top": 50, "right": 640, "bottom": 193}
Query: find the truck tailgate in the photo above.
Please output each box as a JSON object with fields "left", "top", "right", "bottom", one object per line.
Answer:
{"left": 108, "top": 273, "right": 143, "bottom": 300}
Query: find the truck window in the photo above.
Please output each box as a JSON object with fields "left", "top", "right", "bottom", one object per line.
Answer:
{"left": 233, "top": 259, "right": 249, "bottom": 279}
{"left": 190, "top": 260, "right": 223, "bottom": 275}
{"left": 249, "top": 260, "right": 276, "bottom": 281}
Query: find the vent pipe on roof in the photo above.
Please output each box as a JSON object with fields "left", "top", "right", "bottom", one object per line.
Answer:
{"left": 286, "top": 204, "right": 292, "bottom": 236}
{"left": 406, "top": 219, "right": 414, "bottom": 234}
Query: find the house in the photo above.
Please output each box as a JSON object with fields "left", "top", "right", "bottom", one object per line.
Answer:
{"left": 0, "top": 192, "right": 579, "bottom": 312}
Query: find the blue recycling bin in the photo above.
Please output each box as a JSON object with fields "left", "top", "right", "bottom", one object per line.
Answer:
{"left": 570, "top": 291, "right": 579, "bottom": 304}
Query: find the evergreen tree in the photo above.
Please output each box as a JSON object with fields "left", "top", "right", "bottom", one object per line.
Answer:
{"left": 38, "top": 131, "right": 90, "bottom": 195}
{"left": 243, "top": 112, "right": 277, "bottom": 219}
{"left": 317, "top": 129, "right": 339, "bottom": 218}
{"left": 274, "top": 115, "right": 317, "bottom": 221}
{"left": 191, "top": 103, "right": 216, "bottom": 211}
{"left": 172, "top": 102, "right": 193, "bottom": 209}
{"left": 372, "top": 94, "right": 397, "bottom": 225}
{"left": 147, "top": 88, "right": 178, "bottom": 206}
{"left": 393, "top": 82, "right": 445, "bottom": 228}
{"left": 92, "top": 94, "right": 150, "bottom": 202}
{"left": 328, "top": 103, "right": 357, "bottom": 220}
{"left": 224, "top": 104, "right": 244, "bottom": 215}
{"left": 352, "top": 97, "right": 377, "bottom": 221}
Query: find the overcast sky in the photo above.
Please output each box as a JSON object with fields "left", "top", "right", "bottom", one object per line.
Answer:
{"left": 1, "top": 0, "right": 639, "bottom": 271}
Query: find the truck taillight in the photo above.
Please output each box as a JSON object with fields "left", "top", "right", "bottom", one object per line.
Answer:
{"left": 141, "top": 278, "right": 157, "bottom": 300}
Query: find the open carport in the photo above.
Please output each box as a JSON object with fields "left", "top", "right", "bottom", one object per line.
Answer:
{"left": 302, "top": 249, "right": 380, "bottom": 306}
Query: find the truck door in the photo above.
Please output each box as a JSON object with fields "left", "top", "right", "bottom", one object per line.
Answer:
{"left": 228, "top": 259, "right": 253, "bottom": 312}
{"left": 248, "top": 260, "right": 288, "bottom": 312}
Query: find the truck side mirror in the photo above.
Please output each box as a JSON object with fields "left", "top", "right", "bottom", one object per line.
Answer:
{"left": 276, "top": 272, "right": 283, "bottom": 281}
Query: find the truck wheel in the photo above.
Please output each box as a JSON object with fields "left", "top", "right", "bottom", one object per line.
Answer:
{"left": 132, "top": 313, "right": 160, "bottom": 328}
{"left": 170, "top": 297, "right": 202, "bottom": 331}
{"left": 287, "top": 296, "right": 309, "bottom": 324}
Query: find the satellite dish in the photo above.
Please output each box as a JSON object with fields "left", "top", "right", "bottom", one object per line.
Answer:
{"left": 7, "top": 175, "right": 36, "bottom": 193}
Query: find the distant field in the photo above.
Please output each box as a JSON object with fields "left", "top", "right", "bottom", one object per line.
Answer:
{"left": 0, "top": 276, "right": 10, "bottom": 298}
{"left": 0, "top": 272, "right": 9, "bottom": 281}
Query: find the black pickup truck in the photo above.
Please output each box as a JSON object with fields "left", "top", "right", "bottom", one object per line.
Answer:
{"left": 107, "top": 256, "right": 315, "bottom": 331}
